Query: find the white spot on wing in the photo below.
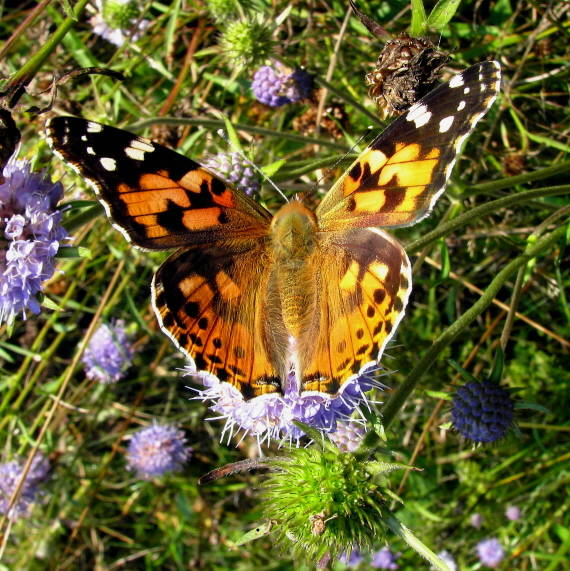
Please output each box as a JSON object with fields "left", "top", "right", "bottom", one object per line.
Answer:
{"left": 449, "top": 74, "right": 465, "bottom": 88}
{"left": 439, "top": 116, "right": 455, "bottom": 133}
{"left": 81, "top": 135, "right": 87, "bottom": 141}
{"left": 457, "top": 100, "right": 466, "bottom": 111}
{"left": 100, "top": 157, "right": 116, "bottom": 171}
{"left": 86, "top": 146, "right": 95, "bottom": 155}
{"left": 463, "top": 87, "right": 471, "bottom": 94}
{"left": 125, "top": 147, "right": 146, "bottom": 161}
{"left": 87, "top": 122, "right": 103, "bottom": 133}
{"left": 130, "top": 139, "right": 154, "bottom": 153}
{"left": 406, "top": 103, "right": 432, "bottom": 128}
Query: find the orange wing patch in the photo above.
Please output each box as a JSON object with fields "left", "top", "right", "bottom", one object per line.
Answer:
{"left": 299, "top": 228, "right": 411, "bottom": 395}
{"left": 152, "top": 241, "right": 287, "bottom": 400}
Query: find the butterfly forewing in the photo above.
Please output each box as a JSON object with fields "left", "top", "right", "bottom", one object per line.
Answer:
{"left": 316, "top": 61, "right": 501, "bottom": 231}
{"left": 46, "top": 117, "right": 272, "bottom": 249}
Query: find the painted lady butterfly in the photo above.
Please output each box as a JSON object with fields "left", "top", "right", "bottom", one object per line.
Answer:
{"left": 46, "top": 61, "right": 501, "bottom": 400}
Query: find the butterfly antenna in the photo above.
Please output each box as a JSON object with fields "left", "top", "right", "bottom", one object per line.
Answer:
{"left": 214, "top": 128, "right": 289, "bottom": 202}
{"left": 311, "top": 126, "right": 375, "bottom": 191}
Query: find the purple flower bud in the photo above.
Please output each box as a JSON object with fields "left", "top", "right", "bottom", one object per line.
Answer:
{"left": 0, "top": 157, "right": 67, "bottom": 324}
{"left": 470, "top": 513, "right": 483, "bottom": 528}
{"left": 0, "top": 453, "right": 50, "bottom": 520}
{"left": 339, "top": 548, "right": 364, "bottom": 567}
{"left": 126, "top": 422, "right": 192, "bottom": 479}
{"left": 82, "top": 320, "right": 134, "bottom": 383}
{"left": 371, "top": 547, "right": 400, "bottom": 569}
{"left": 328, "top": 419, "right": 366, "bottom": 452}
{"left": 451, "top": 380, "right": 514, "bottom": 442}
{"left": 203, "top": 151, "right": 261, "bottom": 195}
{"left": 476, "top": 538, "right": 504, "bottom": 568}
{"left": 252, "top": 63, "right": 313, "bottom": 107}
{"left": 505, "top": 505, "right": 521, "bottom": 521}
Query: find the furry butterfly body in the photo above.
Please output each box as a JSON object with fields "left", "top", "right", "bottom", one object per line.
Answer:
{"left": 47, "top": 61, "right": 501, "bottom": 400}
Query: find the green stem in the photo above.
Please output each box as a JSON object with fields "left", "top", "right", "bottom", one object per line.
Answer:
{"left": 382, "top": 224, "right": 567, "bottom": 429}
{"left": 2, "top": 0, "right": 91, "bottom": 106}
{"left": 406, "top": 185, "right": 570, "bottom": 254}
{"left": 384, "top": 512, "right": 451, "bottom": 571}
{"left": 463, "top": 160, "right": 570, "bottom": 196}
{"left": 128, "top": 117, "right": 349, "bottom": 151}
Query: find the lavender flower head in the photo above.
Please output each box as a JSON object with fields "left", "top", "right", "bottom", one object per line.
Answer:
{"left": 470, "top": 513, "right": 483, "bottom": 528}
{"left": 90, "top": 0, "right": 150, "bottom": 47}
{"left": 0, "top": 157, "right": 67, "bottom": 324}
{"left": 339, "top": 548, "right": 364, "bottom": 567}
{"left": 203, "top": 152, "right": 261, "bottom": 196}
{"left": 476, "top": 538, "right": 504, "bottom": 568}
{"left": 82, "top": 320, "right": 134, "bottom": 383}
{"left": 505, "top": 505, "right": 521, "bottom": 521}
{"left": 189, "top": 365, "right": 379, "bottom": 445}
{"left": 371, "top": 547, "right": 400, "bottom": 569}
{"left": 252, "top": 63, "right": 314, "bottom": 107}
{"left": 451, "top": 380, "right": 514, "bottom": 443}
{"left": 126, "top": 422, "right": 192, "bottom": 479}
{"left": 328, "top": 419, "right": 366, "bottom": 452}
{"left": 0, "top": 453, "right": 50, "bottom": 520}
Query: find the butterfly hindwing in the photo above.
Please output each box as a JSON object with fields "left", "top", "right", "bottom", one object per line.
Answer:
{"left": 298, "top": 228, "right": 411, "bottom": 393}
{"left": 152, "top": 238, "right": 288, "bottom": 399}
{"left": 316, "top": 61, "right": 501, "bottom": 231}
{"left": 46, "top": 117, "right": 272, "bottom": 249}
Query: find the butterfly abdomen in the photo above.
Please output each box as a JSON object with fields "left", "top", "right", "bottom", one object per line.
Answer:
{"left": 270, "top": 201, "right": 319, "bottom": 339}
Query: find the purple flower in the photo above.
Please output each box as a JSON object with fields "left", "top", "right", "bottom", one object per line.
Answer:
{"left": 339, "top": 548, "right": 364, "bottom": 567}
{"left": 371, "top": 547, "right": 400, "bottom": 569}
{"left": 189, "top": 365, "right": 379, "bottom": 445}
{"left": 0, "top": 453, "right": 50, "bottom": 520}
{"left": 252, "top": 63, "right": 313, "bottom": 107}
{"left": 451, "top": 380, "right": 514, "bottom": 442}
{"left": 476, "top": 538, "right": 504, "bottom": 568}
{"left": 90, "top": 0, "right": 150, "bottom": 47}
{"left": 82, "top": 320, "right": 134, "bottom": 383}
{"left": 0, "top": 157, "right": 67, "bottom": 324}
{"left": 203, "top": 152, "right": 260, "bottom": 196}
{"left": 328, "top": 419, "right": 366, "bottom": 452}
{"left": 126, "top": 422, "right": 192, "bottom": 479}
{"left": 505, "top": 505, "right": 521, "bottom": 521}
{"left": 470, "top": 513, "right": 483, "bottom": 528}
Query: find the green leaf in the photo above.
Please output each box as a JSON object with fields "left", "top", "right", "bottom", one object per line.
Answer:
{"left": 425, "top": 390, "right": 452, "bottom": 401}
{"left": 426, "top": 0, "right": 463, "bottom": 31}
{"left": 260, "top": 159, "right": 286, "bottom": 178}
{"left": 234, "top": 521, "right": 275, "bottom": 546}
{"left": 410, "top": 0, "right": 428, "bottom": 36}
{"left": 221, "top": 115, "right": 244, "bottom": 154}
{"left": 488, "top": 346, "right": 504, "bottom": 384}
{"left": 439, "top": 240, "right": 450, "bottom": 279}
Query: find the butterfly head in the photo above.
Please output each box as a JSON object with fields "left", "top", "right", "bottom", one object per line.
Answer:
{"left": 271, "top": 200, "right": 318, "bottom": 260}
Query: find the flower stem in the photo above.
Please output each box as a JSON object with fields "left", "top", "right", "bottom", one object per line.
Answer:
{"left": 1, "top": 0, "right": 91, "bottom": 107}
{"left": 406, "top": 184, "right": 570, "bottom": 253}
{"left": 382, "top": 223, "right": 567, "bottom": 429}
{"left": 384, "top": 512, "right": 451, "bottom": 571}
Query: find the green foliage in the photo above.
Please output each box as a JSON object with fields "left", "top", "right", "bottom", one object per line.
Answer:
{"left": 0, "top": 0, "right": 568, "bottom": 569}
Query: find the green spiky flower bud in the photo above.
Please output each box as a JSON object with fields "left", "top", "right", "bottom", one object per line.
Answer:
{"left": 102, "top": 0, "right": 141, "bottom": 30}
{"left": 260, "top": 445, "right": 390, "bottom": 562}
{"left": 205, "top": 0, "right": 255, "bottom": 23}
{"left": 219, "top": 16, "right": 276, "bottom": 70}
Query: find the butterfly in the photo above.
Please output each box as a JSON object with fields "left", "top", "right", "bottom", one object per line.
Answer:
{"left": 46, "top": 61, "right": 501, "bottom": 400}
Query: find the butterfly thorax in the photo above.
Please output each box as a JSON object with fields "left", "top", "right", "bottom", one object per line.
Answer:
{"left": 270, "top": 201, "right": 318, "bottom": 339}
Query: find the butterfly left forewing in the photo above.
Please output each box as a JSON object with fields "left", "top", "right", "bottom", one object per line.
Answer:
{"left": 46, "top": 117, "right": 272, "bottom": 249}
{"left": 316, "top": 61, "right": 501, "bottom": 232}
{"left": 298, "top": 228, "right": 411, "bottom": 394}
